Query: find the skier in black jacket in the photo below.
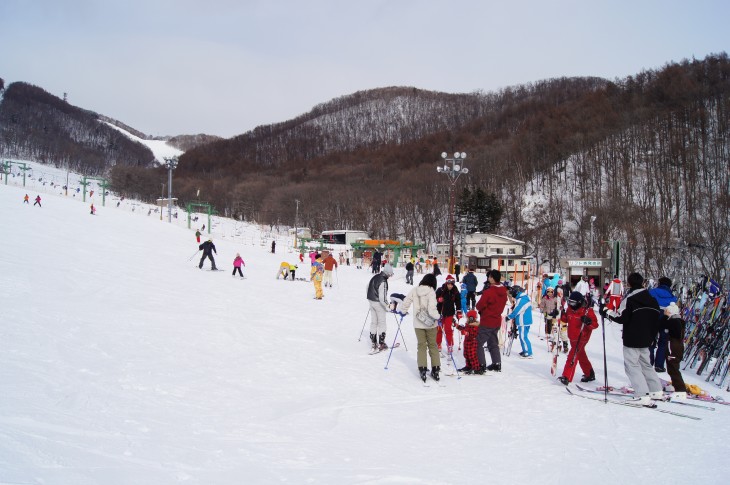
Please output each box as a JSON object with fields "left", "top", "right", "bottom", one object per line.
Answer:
{"left": 199, "top": 239, "right": 218, "bottom": 270}
{"left": 607, "top": 272, "right": 663, "bottom": 407}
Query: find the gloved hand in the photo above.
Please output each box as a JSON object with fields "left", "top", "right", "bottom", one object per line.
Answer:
{"left": 599, "top": 307, "right": 608, "bottom": 319}
{"left": 549, "top": 309, "right": 559, "bottom": 318}
{"left": 456, "top": 311, "right": 463, "bottom": 320}
{"left": 437, "top": 297, "right": 444, "bottom": 303}
{"left": 580, "top": 315, "right": 591, "bottom": 325}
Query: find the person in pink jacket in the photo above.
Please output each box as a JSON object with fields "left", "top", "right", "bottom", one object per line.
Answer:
{"left": 232, "top": 253, "right": 245, "bottom": 278}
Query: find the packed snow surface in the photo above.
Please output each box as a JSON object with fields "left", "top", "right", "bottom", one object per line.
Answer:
{"left": 1, "top": 172, "right": 729, "bottom": 484}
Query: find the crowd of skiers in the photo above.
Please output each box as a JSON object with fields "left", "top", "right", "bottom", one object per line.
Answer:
{"left": 362, "top": 260, "right": 691, "bottom": 400}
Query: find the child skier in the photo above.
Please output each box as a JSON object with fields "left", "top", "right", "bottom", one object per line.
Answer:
{"left": 456, "top": 309, "right": 480, "bottom": 374}
{"left": 507, "top": 286, "right": 534, "bottom": 358}
{"left": 232, "top": 253, "right": 245, "bottom": 278}
{"left": 557, "top": 292, "right": 599, "bottom": 385}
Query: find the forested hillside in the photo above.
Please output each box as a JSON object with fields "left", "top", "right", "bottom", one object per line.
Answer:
{"left": 0, "top": 82, "right": 156, "bottom": 173}
{"left": 2, "top": 54, "right": 728, "bottom": 280}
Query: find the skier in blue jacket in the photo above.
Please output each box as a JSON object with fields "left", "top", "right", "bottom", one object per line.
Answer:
{"left": 648, "top": 276, "right": 678, "bottom": 372}
{"left": 507, "top": 286, "right": 534, "bottom": 358}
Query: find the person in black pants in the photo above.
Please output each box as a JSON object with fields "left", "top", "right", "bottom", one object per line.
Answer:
{"left": 199, "top": 239, "right": 218, "bottom": 270}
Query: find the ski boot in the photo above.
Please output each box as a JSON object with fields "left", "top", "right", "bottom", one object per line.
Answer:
{"left": 562, "top": 341, "right": 568, "bottom": 353}
{"left": 486, "top": 362, "right": 502, "bottom": 372}
{"left": 580, "top": 369, "right": 596, "bottom": 383}
{"left": 370, "top": 333, "right": 378, "bottom": 351}
{"left": 378, "top": 333, "right": 388, "bottom": 351}
{"left": 473, "top": 365, "right": 486, "bottom": 375}
{"left": 458, "top": 366, "right": 473, "bottom": 374}
{"left": 430, "top": 366, "right": 440, "bottom": 381}
{"left": 419, "top": 367, "right": 428, "bottom": 382}
{"left": 558, "top": 376, "right": 569, "bottom": 386}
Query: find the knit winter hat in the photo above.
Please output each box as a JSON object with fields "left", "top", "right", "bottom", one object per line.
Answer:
{"left": 445, "top": 274, "right": 455, "bottom": 283}
{"left": 665, "top": 302, "right": 680, "bottom": 317}
{"left": 381, "top": 263, "right": 394, "bottom": 277}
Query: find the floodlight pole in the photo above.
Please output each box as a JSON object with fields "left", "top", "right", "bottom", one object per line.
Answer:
{"left": 437, "top": 152, "right": 469, "bottom": 274}
{"left": 164, "top": 157, "right": 179, "bottom": 223}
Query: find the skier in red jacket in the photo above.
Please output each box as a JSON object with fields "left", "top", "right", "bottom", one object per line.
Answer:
{"left": 558, "top": 292, "right": 599, "bottom": 385}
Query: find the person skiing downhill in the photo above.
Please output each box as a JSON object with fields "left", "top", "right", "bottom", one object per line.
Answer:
{"left": 198, "top": 239, "right": 218, "bottom": 270}
{"left": 23, "top": 194, "right": 29, "bottom": 204}
{"left": 195, "top": 229, "right": 201, "bottom": 243}
{"left": 366, "top": 263, "right": 394, "bottom": 351}
{"left": 33, "top": 195, "right": 41, "bottom": 207}
{"left": 232, "top": 253, "right": 245, "bottom": 278}
{"left": 507, "top": 286, "right": 534, "bottom": 358}
{"left": 557, "top": 292, "right": 599, "bottom": 385}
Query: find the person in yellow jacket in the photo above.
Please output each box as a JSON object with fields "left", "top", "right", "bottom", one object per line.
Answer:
{"left": 311, "top": 254, "right": 325, "bottom": 299}
{"left": 277, "top": 262, "right": 290, "bottom": 279}
{"left": 288, "top": 263, "right": 298, "bottom": 280}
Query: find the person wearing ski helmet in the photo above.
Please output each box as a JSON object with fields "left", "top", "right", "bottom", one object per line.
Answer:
{"left": 506, "top": 286, "right": 534, "bottom": 358}
{"left": 366, "top": 263, "right": 394, "bottom": 350}
{"left": 398, "top": 273, "right": 441, "bottom": 382}
{"left": 435, "top": 274, "right": 462, "bottom": 356}
{"left": 557, "top": 292, "right": 599, "bottom": 385}
{"left": 198, "top": 238, "right": 217, "bottom": 270}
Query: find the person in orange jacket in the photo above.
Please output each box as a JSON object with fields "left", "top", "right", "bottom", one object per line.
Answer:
{"left": 322, "top": 253, "right": 338, "bottom": 288}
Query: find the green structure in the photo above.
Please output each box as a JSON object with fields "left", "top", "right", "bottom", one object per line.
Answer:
{"left": 80, "top": 176, "right": 111, "bottom": 206}
{"left": 3, "top": 161, "right": 31, "bottom": 186}
{"left": 187, "top": 202, "right": 215, "bottom": 234}
{"left": 295, "top": 237, "right": 329, "bottom": 253}
{"left": 350, "top": 240, "right": 425, "bottom": 268}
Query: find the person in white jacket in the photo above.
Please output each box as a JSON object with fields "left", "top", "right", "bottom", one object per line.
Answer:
{"left": 399, "top": 273, "right": 442, "bottom": 382}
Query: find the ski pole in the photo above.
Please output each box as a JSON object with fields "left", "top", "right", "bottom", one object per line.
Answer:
{"left": 385, "top": 313, "right": 406, "bottom": 370}
{"left": 601, "top": 312, "right": 609, "bottom": 403}
{"left": 188, "top": 249, "right": 201, "bottom": 261}
{"left": 358, "top": 307, "right": 371, "bottom": 341}
{"left": 391, "top": 311, "right": 408, "bottom": 351}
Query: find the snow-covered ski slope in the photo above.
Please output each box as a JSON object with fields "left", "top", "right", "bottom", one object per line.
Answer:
{"left": 1, "top": 181, "right": 729, "bottom": 484}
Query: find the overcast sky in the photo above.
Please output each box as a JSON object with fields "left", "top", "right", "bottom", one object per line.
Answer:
{"left": 1, "top": 0, "right": 728, "bottom": 138}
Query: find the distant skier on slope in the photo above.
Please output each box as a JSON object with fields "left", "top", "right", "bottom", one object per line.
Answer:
{"left": 198, "top": 239, "right": 218, "bottom": 270}
{"left": 232, "top": 253, "right": 245, "bottom": 278}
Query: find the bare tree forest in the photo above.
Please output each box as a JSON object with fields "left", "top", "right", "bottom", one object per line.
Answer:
{"left": 0, "top": 82, "right": 156, "bottom": 174}
{"left": 3, "top": 55, "right": 728, "bottom": 282}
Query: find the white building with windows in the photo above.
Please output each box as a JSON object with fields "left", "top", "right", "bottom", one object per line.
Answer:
{"left": 434, "top": 233, "right": 531, "bottom": 280}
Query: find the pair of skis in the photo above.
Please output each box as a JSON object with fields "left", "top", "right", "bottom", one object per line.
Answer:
{"left": 566, "top": 386, "right": 702, "bottom": 419}
{"left": 589, "top": 385, "right": 716, "bottom": 411}
{"left": 368, "top": 342, "right": 399, "bottom": 355}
